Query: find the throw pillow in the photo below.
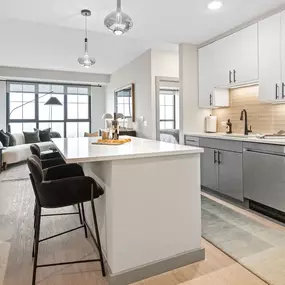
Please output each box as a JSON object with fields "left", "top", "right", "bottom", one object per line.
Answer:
{"left": 23, "top": 130, "right": 40, "bottom": 144}
{"left": 34, "top": 128, "right": 51, "bottom": 142}
{"left": 6, "top": 132, "right": 16, "bottom": 146}
{"left": 0, "top": 129, "right": 9, "bottom": 147}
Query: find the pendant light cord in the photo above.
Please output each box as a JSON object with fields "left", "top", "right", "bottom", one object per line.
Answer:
{"left": 85, "top": 14, "right": 88, "bottom": 53}
{"left": 117, "top": 0, "right": 121, "bottom": 11}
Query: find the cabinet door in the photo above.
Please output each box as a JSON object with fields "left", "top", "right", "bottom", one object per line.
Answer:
{"left": 201, "top": 148, "right": 218, "bottom": 191}
{"left": 281, "top": 11, "right": 285, "bottom": 98}
{"left": 214, "top": 37, "right": 232, "bottom": 87}
{"left": 231, "top": 24, "right": 258, "bottom": 84}
{"left": 259, "top": 13, "right": 282, "bottom": 102}
{"left": 198, "top": 45, "right": 214, "bottom": 108}
{"left": 218, "top": 150, "right": 243, "bottom": 201}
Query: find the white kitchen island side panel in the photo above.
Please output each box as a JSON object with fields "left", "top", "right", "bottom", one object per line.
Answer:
{"left": 83, "top": 153, "right": 202, "bottom": 274}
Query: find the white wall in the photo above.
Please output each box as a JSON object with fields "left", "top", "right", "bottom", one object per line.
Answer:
{"left": 106, "top": 50, "right": 152, "bottom": 138}
{"left": 179, "top": 44, "right": 211, "bottom": 142}
{"left": 0, "top": 81, "right": 6, "bottom": 130}
{"left": 91, "top": 86, "right": 106, "bottom": 132}
{"left": 105, "top": 49, "right": 179, "bottom": 139}
{"left": 151, "top": 51, "right": 179, "bottom": 139}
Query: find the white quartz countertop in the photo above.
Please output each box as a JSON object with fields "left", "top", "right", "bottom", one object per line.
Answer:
{"left": 185, "top": 132, "right": 285, "bottom": 145}
{"left": 52, "top": 136, "right": 203, "bottom": 163}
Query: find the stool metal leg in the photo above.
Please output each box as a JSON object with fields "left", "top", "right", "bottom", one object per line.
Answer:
{"left": 81, "top": 203, "right": 88, "bottom": 238}
{"left": 90, "top": 189, "right": 106, "bottom": 277}
{"left": 32, "top": 203, "right": 41, "bottom": 285}
{"left": 78, "top": 203, "right": 83, "bottom": 225}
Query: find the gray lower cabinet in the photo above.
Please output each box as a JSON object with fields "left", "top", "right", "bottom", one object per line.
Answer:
{"left": 201, "top": 148, "right": 218, "bottom": 191}
{"left": 201, "top": 147, "right": 243, "bottom": 201}
{"left": 218, "top": 150, "right": 243, "bottom": 201}
{"left": 244, "top": 148, "right": 285, "bottom": 212}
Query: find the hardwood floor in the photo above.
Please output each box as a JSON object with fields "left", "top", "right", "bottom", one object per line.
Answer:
{"left": 0, "top": 172, "right": 269, "bottom": 285}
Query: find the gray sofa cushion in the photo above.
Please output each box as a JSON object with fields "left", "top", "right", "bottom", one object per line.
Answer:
{"left": 6, "top": 132, "right": 16, "bottom": 146}
{"left": 34, "top": 128, "right": 51, "bottom": 142}
{"left": 0, "top": 130, "right": 9, "bottom": 147}
{"left": 23, "top": 130, "right": 40, "bottom": 144}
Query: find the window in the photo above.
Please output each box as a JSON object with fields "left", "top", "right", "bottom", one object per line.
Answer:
{"left": 159, "top": 89, "right": 178, "bottom": 130}
{"left": 114, "top": 83, "right": 135, "bottom": 121}
{"left": 7, "top": 82, "right": 91, "bottom": 137}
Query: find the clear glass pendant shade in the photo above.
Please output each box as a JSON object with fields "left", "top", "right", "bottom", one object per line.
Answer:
{"left": 78, "top": 10, "right": 96, "bottom": 68}
{"left": 104, "top": 0, "right": 133, "bottom": 35}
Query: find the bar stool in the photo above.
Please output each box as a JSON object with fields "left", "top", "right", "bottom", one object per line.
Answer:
{"left": 27, "top": 155, "right": 106, "bottom": 285}
{"left": 30, "top": 144, "right": 85, "bottom": 228}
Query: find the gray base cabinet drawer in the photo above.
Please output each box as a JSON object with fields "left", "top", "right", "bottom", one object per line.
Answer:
{"left": 244, "top": 149, "right": 285, "bottom": 212}
{"left": 185, "top": 136, "right": 199, "bottom": 146}
{"left": 200, "top": 138, "right": 243, "bottom": 153}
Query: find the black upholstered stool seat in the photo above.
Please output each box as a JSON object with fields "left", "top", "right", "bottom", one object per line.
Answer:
{"left": 27, "top": 155, "right": 106, "bottom": 285}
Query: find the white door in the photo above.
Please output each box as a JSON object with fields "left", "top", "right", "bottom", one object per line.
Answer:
{"left": 231, "top": 24, "right": 259, "bottom": 85}
{"left": 259, "top": 13, "right": 282, "bottom": 102}
{"left": 198, "top": 45, "right": 214, "bottom": 108}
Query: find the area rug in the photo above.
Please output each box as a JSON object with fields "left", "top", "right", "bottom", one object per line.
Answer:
{"left": 0, "top": 163, "right": 29, "bottom": 182}
{"left": 202, "top": 195, "right": 285, "bottom": 285}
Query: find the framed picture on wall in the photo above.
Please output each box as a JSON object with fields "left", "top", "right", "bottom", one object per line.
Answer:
{"left": 114, "top": 83, "right": 135, "bottom": 122}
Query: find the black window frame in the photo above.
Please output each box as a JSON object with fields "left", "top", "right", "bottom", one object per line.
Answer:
{"left": 159, "top": 89, "right": 176, "bottom": 130}
{"left": 6, "top": 81, "right": 91, "bottom": 137}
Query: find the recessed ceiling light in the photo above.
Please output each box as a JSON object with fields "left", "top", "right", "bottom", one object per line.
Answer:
{"left": 208, "top": 1, "right": 223, "bottom": 10}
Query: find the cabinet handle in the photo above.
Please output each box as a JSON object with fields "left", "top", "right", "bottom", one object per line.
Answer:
{"left": 233, "top": 69, "right": 236, "bottom": 83}
{"left": 214, "top": 150, "right": 217, "bottom": 164}
{"left": 276, "top": 83, "right": 279, "bottom": 100}
{"left": 229, "top": 71, "right": 232, "bottom": 84}
{"left": 282, "top": 83, "right": 285, "bottom": 99}
{"left": 218, "top": 151, "right": 221, "bottom": 164}
{"left": 209, "top": 94, "right": 212, "bottom": 106}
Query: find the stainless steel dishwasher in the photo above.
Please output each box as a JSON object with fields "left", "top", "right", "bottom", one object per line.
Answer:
{"left": 243, "top": 142, "right": 285, "bottom": 212}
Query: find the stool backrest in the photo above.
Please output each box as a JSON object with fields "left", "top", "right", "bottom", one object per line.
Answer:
{"left": 27, "top": 155, "right": 43, "bottom": 187}
{"left": 30, "top": 144, "right": 41, "bottom": 158}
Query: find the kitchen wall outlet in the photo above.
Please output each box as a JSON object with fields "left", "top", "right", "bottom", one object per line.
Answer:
{"left": 221, "top": 121, "right": 227, "bottom": 127}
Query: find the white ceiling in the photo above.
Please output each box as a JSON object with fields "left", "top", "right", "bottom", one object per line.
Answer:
{"left": 1, "top": 0, "right": 285, "bottom": 74}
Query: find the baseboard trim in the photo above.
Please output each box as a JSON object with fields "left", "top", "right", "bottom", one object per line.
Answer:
{"left": 107, "top": 247, "right": 205, "bottom": 285}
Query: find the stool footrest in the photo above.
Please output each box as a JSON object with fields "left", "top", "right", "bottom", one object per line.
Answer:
{"left": 37, "top": 258, "right": 101, "bottom": 268}
{"left": 39, "top": 225, "right": 84, "bottom": 243}
{"left": 41, "top": 212, "right": 80, "bottom": 217}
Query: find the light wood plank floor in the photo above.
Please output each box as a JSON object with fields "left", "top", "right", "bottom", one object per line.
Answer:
{"left": 0, "top": 176, "right": 269, "bottom": 285}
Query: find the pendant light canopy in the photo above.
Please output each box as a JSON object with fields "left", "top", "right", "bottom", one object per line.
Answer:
{"left": 78, "top": 9, "right": 96, "bottom": 68}
{"left": 104, "top": 0, "right": 133, "bottom": 36}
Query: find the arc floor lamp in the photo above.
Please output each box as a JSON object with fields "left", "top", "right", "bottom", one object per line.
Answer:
{"left": 7, "top": 91, "right": 62, "bottom": 133}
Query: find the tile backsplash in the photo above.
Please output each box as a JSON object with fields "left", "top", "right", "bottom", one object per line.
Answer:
{"left": 212, "top": 85, "right": 285, "bottom": 134}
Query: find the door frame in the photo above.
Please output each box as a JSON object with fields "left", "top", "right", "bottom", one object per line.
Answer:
{"left": 155, "top": 76, "right": 180, "bottom": 141}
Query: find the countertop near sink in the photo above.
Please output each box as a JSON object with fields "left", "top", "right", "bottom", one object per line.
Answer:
{"left": 185, "top": 132, "right": 285, "bottom": 146}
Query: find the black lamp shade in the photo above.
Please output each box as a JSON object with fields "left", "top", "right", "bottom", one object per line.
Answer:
{"left": 44, "top": 97, "right": 62, "bottom": 106}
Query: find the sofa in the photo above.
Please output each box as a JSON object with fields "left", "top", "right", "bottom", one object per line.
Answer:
{"left": 2, "top": 132, "right": 56, "bottom": 166}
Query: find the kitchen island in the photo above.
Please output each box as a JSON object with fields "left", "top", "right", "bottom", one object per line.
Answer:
{"left": 52, "top": 136, "right": 204, "bottom": 285}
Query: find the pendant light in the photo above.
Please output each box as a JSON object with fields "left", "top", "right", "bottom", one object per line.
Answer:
{"left": 78, "top": 9, "right": 96, "bottom": 68}
{"left": 104, "top": 0, "right": 133, "bottom": 36}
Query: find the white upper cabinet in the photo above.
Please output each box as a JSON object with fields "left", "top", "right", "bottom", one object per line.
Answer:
{"left": 198, "top": 43, "right": 229, "bottom": 108}
{"left": 198, "top": 23, "right": 258, "bottom": 108}
{"left": 281, "top": 11, "right": 285, "bottom": 99}
{"left": 231, "top": 24, "right": 259, "bottom": 85}
{"left": 259, "top": 13, "right": 282, "bottom": 102}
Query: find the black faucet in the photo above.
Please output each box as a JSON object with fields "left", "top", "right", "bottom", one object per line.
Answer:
{"left": 240, "top": 109, "right": 252, "bottom": 135}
